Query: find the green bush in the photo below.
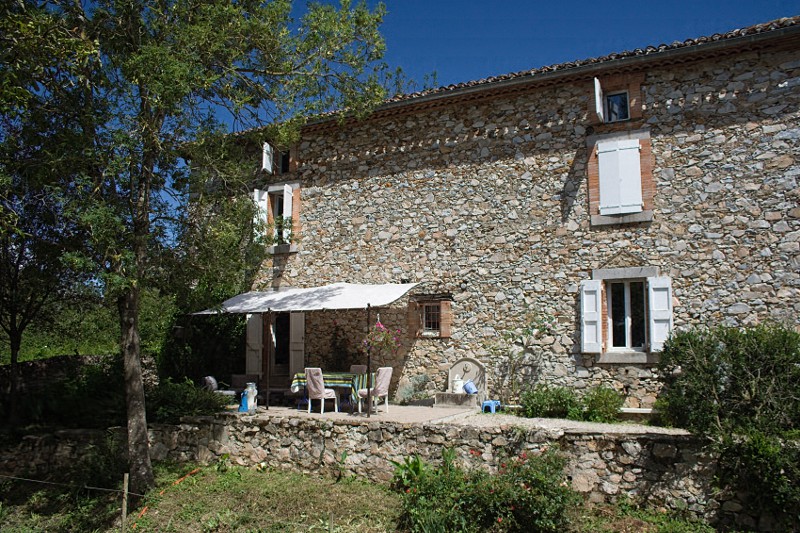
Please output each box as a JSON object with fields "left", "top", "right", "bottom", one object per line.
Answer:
{"left": 582, "top": 386, "right": 624, "bottom": 423}
{"left": 657, "top": 323, "right": 800, "bottom": 525}
{"left": 395, "top": 448, "right": 579, "bottom": 533}
{"left": 520, "top": 384, "right": 623, "bottom": 423}
{"left": 146, "top": 378, "right": 232, "bottom": 424}
{"left": 520, "top": 385, "right": 582, "bottom": 419}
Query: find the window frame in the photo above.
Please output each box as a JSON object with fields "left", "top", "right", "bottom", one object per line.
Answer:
{"left": 422, "top": 303, "right": 442, "bottom": 337}
{"left": 606, "top": 279, "right": 647, "bottom": 352}
{"left": 604, "top": 91, "right": 630, "bottom": 123}
{"left": 409, "top": 298, "right": 452, "bottom": 339}
{"left": 580, "top": 267, "right": 672, "bottom": 363}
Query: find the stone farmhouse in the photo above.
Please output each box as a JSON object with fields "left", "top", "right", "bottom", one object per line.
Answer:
{"left": 234, "top": 17, "right": 799, "bottom": 408}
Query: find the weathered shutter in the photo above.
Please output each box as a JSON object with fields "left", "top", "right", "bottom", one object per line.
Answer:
{"left": 245, "top": 313, "right": 262, "bottom": 376}
{"left": 594, "top": 77, "right": 604, "bottom": 123}
{"left": 580, "top": 280, "right": 603, "bottom": 353}
{"left": 289, "top": 312, "right": 305, "bottom": 377}
{"left": 648, "top": 277, "right": 673, "bottom": 352}
{"left": 262, "top": 142, "right": 273, "bottom": 173}
{"left": 408, "top": 301, "right": 421, "bottom": 338}
{"left": 439, "top": 301, "right": 452, "bottom": 338}
{"left": 282, "top": 184, "right": 293, "bottom": 242}
{"left": 253, "top": 189, "right": 268, "bottom": 228}
{"left": 597, "top": 139, "right": 643, "bottom": 215}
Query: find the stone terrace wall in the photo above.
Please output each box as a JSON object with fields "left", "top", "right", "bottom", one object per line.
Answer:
{"left": 255, "top": 44, "right": 800, "bottom": 406}
{"left": 2, "top": 413, "right": 770, "bottom": 529}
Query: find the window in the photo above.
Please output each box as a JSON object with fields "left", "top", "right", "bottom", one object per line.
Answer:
{"left": 409, "top": 299, "right": 452, "bottom": 338}
{"left": 423, "top": 303, "right": 441, "bottom": 336}
{"left": 580, "top": 272, "right": 673, "bottom": 359}
{"left": 587, "top": 130, "right": 654, "bottom": 226}
{"left": 262, "top": 142, "right": 294, "bottom": 175}
{"left": 608, "top": 280, "right": 646, "bottom": 350}
{"left": 597, "top": 138, "right": 642, "bottom": 215}
{"left": 605, "top": 92, "right": 629, "bottom": 122}
{"left": 253, "top": 182, "right": 300, "bottom": 249}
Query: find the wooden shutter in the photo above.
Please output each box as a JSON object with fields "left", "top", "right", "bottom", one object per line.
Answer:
{"left": 282, "top": 184, "right": 293, "bottom": 242}
{"left": 253, "top": 189, "right": 269, "bottom": 228}
{"left": 594, "top": 77, "right": 604, "bottom": 122}
{"left": 262, "top": 142, "right": 273, "bottom": 173}
{"left": 598, "top": 139, "right": 643, "bottom": 215}
{"left": 408, "top": 301, "right": 421, "bottom": 338}
{"left": 289, "top": 312, "right": 305, "bottom": 377}
{"left": 439, "top": 301, "right": 452, "bottom": 338}
{"left": 580, "top": 280, "right": 603, "bottom": 353}
{"left": 245, "top": 313, "right": 262, "bottom": 376}
{"left": 648, "top": 277, "right": 673, "bottom": 352}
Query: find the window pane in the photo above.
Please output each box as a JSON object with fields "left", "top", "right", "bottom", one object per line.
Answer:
{"left": 606, "top": 93, "right": 629, "bottom": 122}
{"left": 424, "top": 303, "right": 440, "bottom": 332}
{"left": 610, "top": 283, "right": 626, "bottom": 347}
{"left": 630, "top": 281, "right": 646, "bottom": 348}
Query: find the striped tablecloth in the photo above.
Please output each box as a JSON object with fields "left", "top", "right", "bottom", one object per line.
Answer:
{"left": 290, "top": 372, "right": 374, "bottom": 403}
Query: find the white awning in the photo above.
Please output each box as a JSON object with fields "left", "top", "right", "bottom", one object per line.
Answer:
{"left": 195, "top": 282, "right": 419, "bottom": 314}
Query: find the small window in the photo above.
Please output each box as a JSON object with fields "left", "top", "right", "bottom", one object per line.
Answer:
{"left": 423, "top": 303, "right": 441, "bottom": 336}
{"left": 605, "top": 92, "right": 629, "bottom": 123}
{"left": 409, "top": 299, "right": 452, "bottom": 338}
{"left": 279, "top": 151, "right": 291, "bottom": 174}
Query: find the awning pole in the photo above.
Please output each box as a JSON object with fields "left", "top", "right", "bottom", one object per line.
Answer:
{"left": 265, "top": 309, "right": 272, "bottom": 410}
{"left": 366, "top": 303, "right": 371, "bottom": 418}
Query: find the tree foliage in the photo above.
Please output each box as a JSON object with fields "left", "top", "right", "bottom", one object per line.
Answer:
{"left": 2, "top": 0, "right": 398, "bottom": 498}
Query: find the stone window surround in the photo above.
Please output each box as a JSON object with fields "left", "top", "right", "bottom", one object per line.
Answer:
{"left": 587, "top": 128, "right": 655, "bottom": 227}
{"left": 592, "top": 266, "right": 660, "bottom": 364}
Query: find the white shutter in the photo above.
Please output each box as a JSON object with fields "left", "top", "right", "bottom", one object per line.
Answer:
{"left": 580, "top": 280, "right": 603, "bottom": 353}
{"left": 289, "top": 312, "right": 305, "bottom": 377}
{"left": 594, "top": 77, "right": 604, "bottom": 122}
{"left": 282, "top": 184, "right": 293, "bottom": 242}
{"left": 648, "top": 277, "right": 673, "bottom": 352}
{"left": 598, "top": 139, "right": 643, "bottom": 215}
{"left": 245, "top": 313, "right": 262, "bottom": 376}
{"left": 262, "top": 142, "right": 274, "bottom": 173}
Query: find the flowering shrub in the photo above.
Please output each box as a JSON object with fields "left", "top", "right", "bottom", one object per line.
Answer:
{"left": 362, "top": 318, "right": 401, "bottom": 365}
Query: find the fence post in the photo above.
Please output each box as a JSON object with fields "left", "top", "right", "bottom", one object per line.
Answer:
{"left": 121, "top": 472, "right": 129, "bottom": 532}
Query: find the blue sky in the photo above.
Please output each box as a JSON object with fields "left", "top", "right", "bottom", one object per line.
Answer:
{"left": 376, "top": 1, "right": 800, "bottom": 90}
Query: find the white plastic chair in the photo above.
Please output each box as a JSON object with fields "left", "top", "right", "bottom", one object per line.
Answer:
{"left": 358, "top": 367, "right": 393, "bottom": 414}
{"left": 305, "top": 368, "right": 338, "bottom": 414}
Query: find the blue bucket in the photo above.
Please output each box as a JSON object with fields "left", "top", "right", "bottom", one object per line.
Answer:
{"left": 463, "top": 380, "right": 478, "bottom": 394}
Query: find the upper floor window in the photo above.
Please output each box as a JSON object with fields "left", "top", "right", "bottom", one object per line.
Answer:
{"left": 604, "top": 92, "right": 629, "bottom": 123}
{"left": 262, "top": 142, "right": 294, "bottom": 175}
{"left": 253, "top": 182, "right": 300, "bottom": 249}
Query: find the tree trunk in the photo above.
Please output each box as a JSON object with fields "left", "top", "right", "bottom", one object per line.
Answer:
{"left": 7, "top": 330, "right": 21, "bottom": 426}
{"left": 118, "top": 286, "right": 154, "bottom": 499}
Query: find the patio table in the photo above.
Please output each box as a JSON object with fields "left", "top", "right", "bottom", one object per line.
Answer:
{"left": 290, "top": 371, "right": 374, "bottom": 406}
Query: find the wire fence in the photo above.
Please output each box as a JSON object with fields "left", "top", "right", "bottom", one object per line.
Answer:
{"left": 0, "top": 473, "right": 144, "bottom": 497}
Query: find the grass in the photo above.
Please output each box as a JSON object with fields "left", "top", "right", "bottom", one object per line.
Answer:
{"left": 0, "top": 461, "right": 718, "bottom": 532}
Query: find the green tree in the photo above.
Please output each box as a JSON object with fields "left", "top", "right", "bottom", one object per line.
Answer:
{"left": 3, "top": 0, "right": 397, "bottom": 498}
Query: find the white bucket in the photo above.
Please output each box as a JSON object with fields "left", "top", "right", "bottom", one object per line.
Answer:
{"left": 452, "top": 375, "right": 464, "bottom": 394}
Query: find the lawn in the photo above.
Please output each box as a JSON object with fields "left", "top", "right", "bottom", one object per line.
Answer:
{"left": 0, "top": 460, "right": 715, "bottom": 532}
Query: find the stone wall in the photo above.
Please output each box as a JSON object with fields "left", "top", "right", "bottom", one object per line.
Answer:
{"left": 253, "top": 43, "right": 800, "bottom": 406}
{"left": 0, "top": 414, "right": 776, "bottom": 530}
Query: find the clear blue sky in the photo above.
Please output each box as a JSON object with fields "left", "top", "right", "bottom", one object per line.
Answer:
{"left": 376, "top": 0, "right": 800, "bottom": 91}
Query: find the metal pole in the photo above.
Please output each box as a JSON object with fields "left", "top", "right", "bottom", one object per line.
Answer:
{"left": 265, "top": 309, "right": 272, "bottom": 410}
{"left": 366, "top": 303, "right": 371, "bottom": 418}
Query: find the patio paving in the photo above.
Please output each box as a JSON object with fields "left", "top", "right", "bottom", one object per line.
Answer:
{"left": 246, "top": 404, "right": 689, "bottom": 436}
{"left": 255, "top": 403, "right": 475, "bottom": 424}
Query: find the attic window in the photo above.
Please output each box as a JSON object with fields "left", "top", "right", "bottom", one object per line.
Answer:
{"left": 605, "top": 92, "right": 629, "bottom": 123}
